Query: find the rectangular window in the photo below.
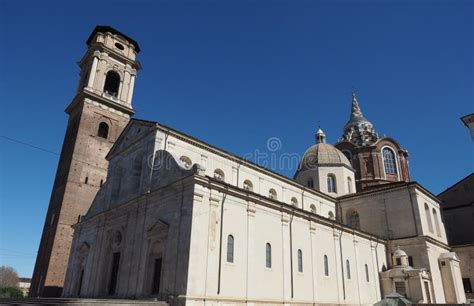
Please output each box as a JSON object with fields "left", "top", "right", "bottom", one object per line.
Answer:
{"left": 152, "top": 258, "right": 162, "bottom": 294}
{"left": 463, "top": 278, "right": 472, "bottom": 293}
{"left": 108, "top": 252, "right": 121, "bottom": 295}
{"left": 408, "top": 256, "right": 414, "bottom": 267}
{"left": 227, "top": 235, "right": 234, "bottom": 263}
{"left": 297, "top": 250, "right": 303, "bottom": 273}
{"left": 424, "top": 281, "right": 431, "bottom": 303}
{"left": 77, "top": 269, "right": 84, "bottom": 296}
{"left": 265, "top": 243, "right": 272, "bottom": 268}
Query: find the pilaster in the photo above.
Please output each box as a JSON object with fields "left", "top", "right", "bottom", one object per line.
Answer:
{"left": 246, "top": 201, "right": 256, "bottom": 300}
{"left": 281, "top": 213, "right": 291, "bottom": 302}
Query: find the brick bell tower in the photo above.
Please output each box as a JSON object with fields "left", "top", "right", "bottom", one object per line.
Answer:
{"left": 30, "top": 26, "right": 141, "bottom": 297}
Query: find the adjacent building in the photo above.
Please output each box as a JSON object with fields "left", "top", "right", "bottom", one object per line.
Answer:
{"left": 461, "top": 113, "right": 474, "bottom": 141}
{"left": 438, "top": 173, "right": 474, "bottom": 300}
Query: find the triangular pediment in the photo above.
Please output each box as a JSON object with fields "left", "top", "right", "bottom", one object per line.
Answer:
{"left": 106, "top": 118, "right": 157, "bottom": 160}
{"left": 147, "top": 219, "right": 170, "bottom": 237}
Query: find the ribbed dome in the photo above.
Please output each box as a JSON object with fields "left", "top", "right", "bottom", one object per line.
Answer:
{"left": 393, "top": 247, "right": 407, "bottom": 258}
{"left": 299, "top": 143, "right": 352, "bottom": 170}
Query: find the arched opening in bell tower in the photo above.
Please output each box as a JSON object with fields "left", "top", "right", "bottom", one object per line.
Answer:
{"left": 103, "top": 71, "right": 121, "bottom": 97}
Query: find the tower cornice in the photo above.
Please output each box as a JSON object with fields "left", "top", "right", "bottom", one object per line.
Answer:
{"left": 78, "top": 46, "right": 141, "bottom": 71}
{"left": 65, "top": 89, "right": 135, "bottom": 117}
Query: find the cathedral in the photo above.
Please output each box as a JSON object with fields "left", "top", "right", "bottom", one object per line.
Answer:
{"left": 31, "top": 26, "right": 468, "bottom": 305}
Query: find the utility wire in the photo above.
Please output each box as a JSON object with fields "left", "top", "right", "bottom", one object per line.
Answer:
{"left": 1, "top": 136, "right": 59, "bottom": 156}
{"left": 1, "top": 135, "right": 108, "bottom": 171}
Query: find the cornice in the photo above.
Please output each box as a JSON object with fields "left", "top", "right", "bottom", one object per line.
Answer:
{"left": 153, "top": 123, "right": 337, "bottom": 203}
{"left": 79, "top": 45, "right": 141, "bottom": 70}
{"left": 65, "top": 90, "right": 135, "bottom": 116}
{"left": 195, "top": 175, "right": 387, "bottom": 243}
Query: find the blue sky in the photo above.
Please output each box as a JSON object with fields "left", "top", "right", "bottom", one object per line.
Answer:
{"left": 0, "top": 0, "right": 472, "bottom": 277}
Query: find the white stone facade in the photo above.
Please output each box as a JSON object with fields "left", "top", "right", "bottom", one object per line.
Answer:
{"left": 63, "top": 120, "right": 388, "bottom": 305}
{"left": 62, "top": 120, "right": 467, "bottom": 305}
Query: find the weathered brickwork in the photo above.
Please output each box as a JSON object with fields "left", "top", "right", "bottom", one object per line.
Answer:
{"left": 30, "top": 26, "right": 140, "bottom": 297}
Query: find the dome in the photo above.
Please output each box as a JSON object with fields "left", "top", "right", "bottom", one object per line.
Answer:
{"left": 393, "top": 247, "right": 407, "bottom": 258}
{"left": 299, "top": 142, "right": 352, "bottom": 171}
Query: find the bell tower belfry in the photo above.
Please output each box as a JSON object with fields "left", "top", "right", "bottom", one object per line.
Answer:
{"left": 30, "top": 26, "right": 141, "bottom": 297}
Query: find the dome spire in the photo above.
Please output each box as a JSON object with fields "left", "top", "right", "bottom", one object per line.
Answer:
{"left": 350, "top": 90, "right": 366, "bottom": 122}
{"left": 315, "top": 126, "right": 326, "bottom": 144}
{"left": 341, "top": 90, "right": 379, "bottom": 146}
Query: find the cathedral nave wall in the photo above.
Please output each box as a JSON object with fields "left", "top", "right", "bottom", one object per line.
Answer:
{"left": 186, "top": 180, "right": 387, "bottom": 305}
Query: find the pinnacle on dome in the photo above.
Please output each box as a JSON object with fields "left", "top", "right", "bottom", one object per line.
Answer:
{"left": 340, "top": 91, "right": 379, "bottom": 146}
{"left": 315, "top": 127, "right": 326, "bottom": 144}
{"left": 344, "top": 91, "right": 373, "bottom": 129}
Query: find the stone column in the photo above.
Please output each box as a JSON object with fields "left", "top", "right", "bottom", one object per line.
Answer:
{"left": 120, "top": 70, "right": 131, "bottom": 103}
{"left": 87, "top": 55, "right": 99, "bottom": 90}
{"left": 127, "top": 74, "right": 136, "bottom": 105}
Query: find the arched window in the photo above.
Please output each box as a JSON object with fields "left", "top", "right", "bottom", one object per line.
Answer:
{"left": 347, "top": 177, "right": 352, "bottom": 193}
{"left": 214, "top": 169, "right": 225, "bottom": 181}
{"left": 243, "top": 180, "right": 253, "bottom": 192}
{"left": 265, "top": 243, "right": 272, "bottom": 268}
{"left": 297, "top": 249, "right": 303, "bottom": 272}
{"left": 307, "top": 178, "right": 314, "bottom": 188}
{"left": 382, "top": 147, "right": 397, "bottom": 175}
{"left": 349, "top": 211, "right": 360, "bottom": 229}
{"left": 227, "top": 235, "right": 234, "bottom": 263}
{"left": 424, "top": 203, "right": 433, "bottom": 233}
{"left": 433, "top": 208, "right": 441, "bottom": 237}
{"left": 103, "top": 70, "right": 121, "bottom": 97}
{"left": 310, "top": 204, "right": 317, "bottom": 214}
{"left": 269, "top": 188, "right": 277, "bottom": 200}
{"left": 98, "top": 122, "right": 109, "bottom": 139}
{"left": 365, "top": 264, "right": 370, "bottom": 282}
{"left": 291, "top": 197, "right": 298, "bottom": 207}
{"left": 346, "top": 260, "right": 351, "bottom": 279}
{"left": 179, "top": 156, "right": 192, "bottom": 169}
{"left": 324, "top": 255, "right": 329, "bottom": 276}
{"left": 327, "top": 175, "right": 336, "bottom": 193}
{"left": 328, "top": 211, "right": 335, "bottom": 220}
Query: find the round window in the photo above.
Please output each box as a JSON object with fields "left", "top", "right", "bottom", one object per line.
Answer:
{"left": 115, "top": 42, "right": 124, "bottom": 50}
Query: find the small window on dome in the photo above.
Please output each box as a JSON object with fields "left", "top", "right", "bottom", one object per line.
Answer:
{"left": 307, "top": 177, "right": 314, "bottom": 188}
